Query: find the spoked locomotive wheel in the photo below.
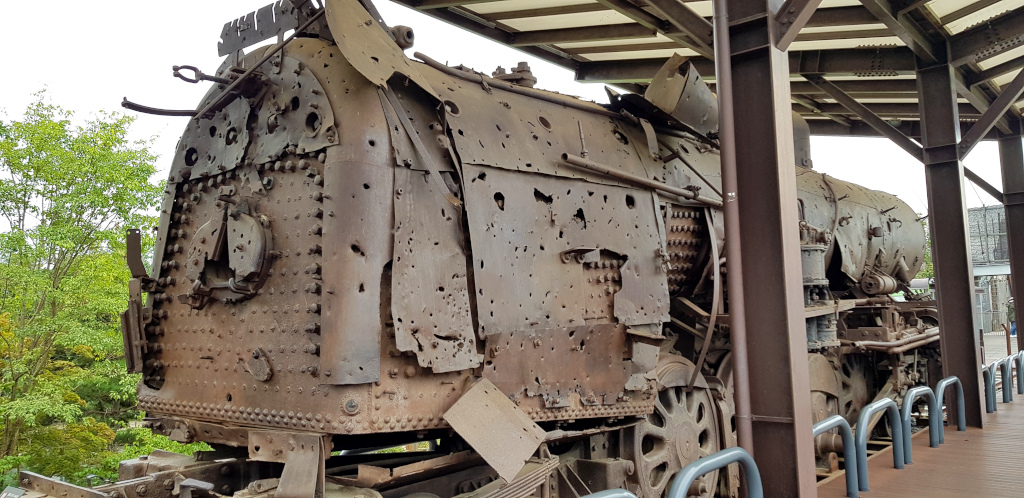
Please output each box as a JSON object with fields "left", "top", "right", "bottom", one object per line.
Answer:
{"left": 623, "top": 356, "right": 721, "bottom": 497}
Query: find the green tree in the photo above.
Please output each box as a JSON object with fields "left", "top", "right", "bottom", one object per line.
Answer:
{"left": 0, "top": 94, "right": 162, "bottom": 457}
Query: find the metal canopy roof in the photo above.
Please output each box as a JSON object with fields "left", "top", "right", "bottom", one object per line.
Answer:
{"left": 389, "top": 0, "right": 1024, "bottom": 138}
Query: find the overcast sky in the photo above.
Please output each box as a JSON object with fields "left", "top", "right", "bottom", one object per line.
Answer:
{"left": 0, "top": 0, "right": 1007, "bottom": 216}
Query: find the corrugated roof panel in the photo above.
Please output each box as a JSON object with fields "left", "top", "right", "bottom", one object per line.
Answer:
{"left": 941, "top": 0, "right": 1024, "bottom": 34}
{"left": 581, "top": 48, "right": 700, "bottom": 61}
{"left": 929, "top": 0, "right": 976, "bottom": 18}
{"left": 467, "top": 0, "right": 596, "bottom": 16}
{"left": 500, "top": 10, "right": 636, "bottom": 31}
{"left": 992, "top": 67, "right": 1022, "bottom": 86}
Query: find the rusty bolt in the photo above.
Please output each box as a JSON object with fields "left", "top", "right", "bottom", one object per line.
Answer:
{"left": 533, "top": 338, "right": 542, "bottom": 348}
{"left": 308, "top": 303, "right": 321, "bottom": 314}
{"left": 345, "top": 399, "right": 359, "bottom": 414}
{"left": 135, "top": 485, "right": 148, "bottom": 496}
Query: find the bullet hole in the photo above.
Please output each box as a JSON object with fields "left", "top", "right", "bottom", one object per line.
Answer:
{"left": 290, "top": 96, "right": 301, "bottom": 111}
{"left": 437, "top": 286, "right": 445, "bottom": 293}
{"left": 626, "top": 195, "right": 635, "bottom": 209}
{"left": 368, "top": 139, "right": 376, "bottom": 147}
{"left": 306, "top": 113, "right": 321, "bottom": 134}
{"left": 538, "top": 116, "right": 552, "bottom": 131}
{"left": 351, "top": 244, "right": 365, "bottom": 256}
{"left": 226, "top": 393, "right": 233, "bottom": 402}
{"left": 371, "top": 56, "right": 379, "bottom": 63}
{"left": 209, "top": 126, "right": 218, "bottom": 137}
{"left": 359, "top": 283, "right": 365, "bottom": 293}
{"left": 476, "top": 172, "right": 486, "bottom": 182}
{"left": 363, "top": 183, "right": 370, "bottom": 189}
{"left": 185, "top": 148, "right": 199, "bottom": 167}
{"left": 494, "top": 192, "right": 505, "bottom": 211}
{"left": 443, "top": 100, "right": 460, "bottom": 116}
{"left": 458, "top": 129, "right": 465, "bottom": 136}
{"left": 534, "top": 188, "right": 553, "bottom": 205}
{"left": 573, "top": 208, "right": 587, "bottom": 228}
{"left": 614, "top": 130, "right": 629, "bottom": 144}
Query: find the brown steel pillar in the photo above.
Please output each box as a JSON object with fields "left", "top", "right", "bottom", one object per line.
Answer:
{"left": 917, "top": 61, "right": 985, "bottom": 428}
{"left": 998, "top": 120, "right": 1024, "bottom": 352}
{"left": 725, "top": 1, "right": 817, "bottom": 494}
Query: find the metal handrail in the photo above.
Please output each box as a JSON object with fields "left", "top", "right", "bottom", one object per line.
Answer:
{"left": 667, "top": 447, "right": 764, "bottom": 498}
{"left": 983, "top": 366, "right": 997, "bottom": 413}
{"left": 934, "top": 376, "right": 966, "bottom": 444}
{"left": 854, "top": 399, "right": 904, "bottom": 491}
{"left": 1011, "top": 352, "right": 1024, "bottom": 395}
{"left": 813, "top": 415, "right": 859, "bottom": 497}
{"left": 1000, "top": 358, "right": 1013, "bottom": 402}
{"left": 900, "top": 386, "right": 940, "bottom": 464}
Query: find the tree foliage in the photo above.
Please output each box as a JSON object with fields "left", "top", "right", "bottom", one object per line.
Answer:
{"left": 0, "top": 94, "right": 194, "bottom": 485}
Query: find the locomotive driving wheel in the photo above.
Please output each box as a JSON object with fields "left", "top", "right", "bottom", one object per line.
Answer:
{"left": 623, "top": 356, "right": 721, "bottom": 497}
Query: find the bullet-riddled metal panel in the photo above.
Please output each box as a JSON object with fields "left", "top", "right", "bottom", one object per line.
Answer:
{"left": 170, "top": 98, "right": 252, "bottom": 181}
{"left": 385, "top": 83, "right": 454, "bottom": 173}
{"left": 320, "top": 148, "right": 394, "bottom": 385}
{"left": 443, "top": 378, "right": 546, "bottom": 484}
{"left": 461, "top": 164, "right": 669, "bottom": 335}
{"left": 249, "top": 54, "right": 337, "bottom": 163}
{"left": 415, "top": 67, "right": 651, "bottom": 187}
{"left": 325, "top": 0, "right": 438, "bottom": 100}
{"left": 483, "top": 324, "right": 630, "bottom": 407}
{"left": 392, "top": 166, "right": 482, "bottom": 373}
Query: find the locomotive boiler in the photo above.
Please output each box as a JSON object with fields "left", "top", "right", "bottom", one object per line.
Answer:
{"left": 17, "top": 1, "right": 939, "bottom": 497}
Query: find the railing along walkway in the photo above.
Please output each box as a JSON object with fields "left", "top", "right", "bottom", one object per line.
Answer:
{"left": 818, "top": 394, "right": 1024, "bottom": 497}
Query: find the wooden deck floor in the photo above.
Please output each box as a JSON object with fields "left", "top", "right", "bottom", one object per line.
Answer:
{"left": 818, "top": 395, "right": 1024, "bottom": 497}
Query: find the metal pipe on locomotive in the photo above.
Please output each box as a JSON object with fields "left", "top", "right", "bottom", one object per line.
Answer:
{"left": 15, "top": 1, "right": 937, "bottom": 497}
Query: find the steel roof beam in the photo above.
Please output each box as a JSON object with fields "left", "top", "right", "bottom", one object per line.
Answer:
{"left": 959, "top": 69, "right": 1024, "bottom": 158}
{"left": 511, "top": 23, "right": 655, "bottom": 46}
{"left": 949, "top": 7, "right": 1024, "bottom": 66}
{"left": 646, "top": 0, "right": 715, "bottom": 57}
{"left": 955, "top": 72, "right": 1014, "bottom": 134}
{"left": 576, "top": 47, "right": 917, "bottom": 83}
{"left": 964, "top": 168, "right": 1005, "bottom": 201}
{"left": 857, "top": 0, "right": 943, "bottom": 63}
{"left": 414, "top": 0, "right": 500, "bottom": 8}
{"left": 787, "top": 79, "right": 919, "bottom": 94}
{"left": 797, "top": 102, "right": 981, "bottom": 117}
{"left": 594, "top": 0, "right": 715, "bottom": 59}
{"left": 805, "top": 119, "right": 1002, "bottom": 139}
{"left": 802, "top": 74, "right": 924, "bottom": 160}
{"left": 389, "top": 2, "right": 578, "bottom": 71}
{"left": 775, "top": 0, "right": 825, "bottom": 51}
{"left": 792, "top": 95, "right": 853, "bottom": 126}
{"left": 966, "top": 55, "right": 1024, "bottom": 87}
{"left": 939, "top": 0, "right": 1000, "bottom": 25}
{"left": 484, "top": 4, "right": 606, "bottom": 20}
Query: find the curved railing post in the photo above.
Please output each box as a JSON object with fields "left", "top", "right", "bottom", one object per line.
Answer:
{"left": 1000, "top": 358, "right": 1013, "bottom": 402}
{"left": 854, "top": 399, "right": 904, "bottom": 491}
{"left": 666, "top": 447, "right": 764, "bottom": 498}
{"left": 813, "top": 415, "right": 859, "bottom": 497}
{"left": 983, "top": 367, "right": 996, "bottom": 413}
{"left": 900, "top": 386, "right": 940, "bottom": 464}
{"left": 1012, "top": 352, "right": 1024, "bottom": 395}
{"left": 934, "top": 376, "right": 966, "bottom": 444}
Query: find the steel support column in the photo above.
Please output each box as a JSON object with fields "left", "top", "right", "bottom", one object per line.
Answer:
{"left": 998, "top": 120, "right": 1024, "bottom": 352}
{"left": 724, "top": 0, "right": 817, "bottom": 494}
{"left": 916, "top": 61, "right": 985, "bottom": 428}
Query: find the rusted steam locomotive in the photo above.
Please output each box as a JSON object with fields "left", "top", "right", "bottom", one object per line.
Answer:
{"left": 16, "top": 1, "right": 939, "bottom": 497}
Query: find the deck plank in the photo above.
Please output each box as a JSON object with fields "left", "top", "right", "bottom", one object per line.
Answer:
{"left": 818, "top": 397, "right": 1024, "bottom": 497}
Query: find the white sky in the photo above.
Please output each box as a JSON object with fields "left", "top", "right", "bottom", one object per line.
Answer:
{"left": 0, "top": 0, "right": 1008, "bottom": 216}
